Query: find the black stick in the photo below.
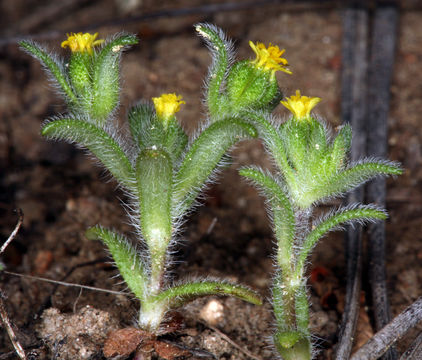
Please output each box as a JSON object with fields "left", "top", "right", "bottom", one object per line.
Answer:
{"left": 351, "top": 297, "right": 422, "bottom": 360}
{"left": 367, "top": 2, "right": 399, "bottom": 360}
{"left": 400, "top": 331, "right": 422, "bottom": 360}
{"left": 0, "top": 210, "right": 26, "bottom": 360}
{"left": 335, "top": 4, "right": 369, "bottom": 359}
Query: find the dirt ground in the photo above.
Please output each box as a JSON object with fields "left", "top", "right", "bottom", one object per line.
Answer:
{"left": 0, "top": 1, "right": 421, "bottom": 359}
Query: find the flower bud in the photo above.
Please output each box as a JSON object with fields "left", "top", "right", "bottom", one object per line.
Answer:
{"left": 152, "top": 93, "right": 185, "bottom": 130}
{"left": 226, "top": 42, "right": 291, "bottom": 112}
{"left": 62, "top": 33, "right": 104, "bottom": 96}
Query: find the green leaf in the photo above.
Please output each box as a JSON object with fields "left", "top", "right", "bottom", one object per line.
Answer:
{"left": 242, "top": 111, "right": 295, "bottom": 185}
{"left": 19, "top": 40, "right": 76, "bottom": 103}
{"left": 279, "top": 119, "right": 309, "bottom": 173}
{"left": 239, "top": 167, "right": 294, "bottom": 273}
{"left": 173, "top": 119, "right": 257, "bottom": 215}
{"left": 329, "top": 124, "right": 352, "bottom": 173}
{"left": 307, "top": 119, "right": 329, "bottom": 167}
{"left": 195, "top": 23, "right": 232, "bottom": 117}
{"left": 86, "top": 226, "right": 147, "bottom": 301}
{"left": 295, "top": 205, "right": 387, "bottom": 277}
{"left": 68, "top": 51, "right": 92, "bottom": 98}
{"left": 226, "top": 60, "right": 282, "bottom": 113}
{"left": 136, "top": 148, "right": 173, "bottom": 254}
{"left": 128, "top": 103, "right": 188, "bottom": 163}
{"left": 152, "top": 280, "right": 262, "bottom": 309}
{"left": 317, "top": 160, "right": 403, "bottom": 202}
{"left": 164, "top": 121, "right": 188, "bottom": 164}
{"left": 128, "top": 102, "right": 157, "bottom": 149}
{"left": 294, "top": 285, "right": 310, "bottom": 333}
{"left": 42, "top": 119, "right": 135, "bottom": 190}
{"left": 272, "top": 273, "right": 287, "bottom": 328}
{"left": 128, "top": 103, "right": 166, "bottom": 149}
{"left": 91, "top": 34, "right": 139, "bottom": 122}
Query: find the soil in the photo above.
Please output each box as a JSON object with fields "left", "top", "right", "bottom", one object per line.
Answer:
{"left": 0, "top": 1, "right": 421, "bottom": 359}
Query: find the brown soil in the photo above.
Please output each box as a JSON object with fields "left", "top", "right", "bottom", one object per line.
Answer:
{"left": 1, "top": 1, "right": 421, "bottom": 359}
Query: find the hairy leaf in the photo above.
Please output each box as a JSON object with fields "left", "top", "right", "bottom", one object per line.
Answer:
{"left": 86, "top": 226, "right": 147, "bottom": 301}
{"left": 317, "top": 160, "right": 403, "bottom": 203}
{"left": 19, "top": 41, "right": 76, "bottom": 103}
{"left": 295, "top": 205, "right": 387, "bottom": 276}
{"left": 128, "top": 102, "right": 157, "bottom": 149}
{"left": 152, "top": 280, "right": 262, "bottom": 309}
{"left": 173, "top": 119, "right": 257, "bottom": 215}
{"left": 239, "top": 167, "right": 294, "bottom": 272}
{"left": 242, "top": 111, "right": 295, "bottom": 185}
{"left": 42, "top": 119, "right": 135, "bottom": 190}
{"left": 195, "top": 23, "right": 233, "bottom": 117}
{"left": 136, "top": 148, "right": 173, "bottom": 254}
{"left": 91, "top": 34, "right": 139, "bottom": 121}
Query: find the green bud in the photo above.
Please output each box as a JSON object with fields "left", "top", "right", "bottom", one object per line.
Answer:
{"left": 68, "top": 51, "right": 92, "bottom": 105}
{"left": 226, "top": 60, "right": 281, "bottom": 112}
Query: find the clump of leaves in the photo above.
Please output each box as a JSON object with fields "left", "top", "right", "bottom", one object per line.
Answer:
{"left": 240, "top": 90, "right": 402, "bottom": 359}
{"left": 20, "top": 25, "right": 294, "bottom": 357}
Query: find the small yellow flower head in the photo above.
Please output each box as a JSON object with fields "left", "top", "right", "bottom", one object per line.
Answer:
{"left": 281, "top": 90, "right": 321, "bottom": 119}
{"left": 152, "top": 93, "right": 185, "bottom": 120}
{"left": 61, "top": 32, "right": 104, "bottom": 54}
{"left": 249, "top": 41, "right": 292, "bottom": 76}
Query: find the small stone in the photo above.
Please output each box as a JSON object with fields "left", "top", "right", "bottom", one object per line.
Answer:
{"left": 199, "top": 299, "right": 224, "bottom": 326}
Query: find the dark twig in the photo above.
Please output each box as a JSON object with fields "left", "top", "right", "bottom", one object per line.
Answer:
{"left": 8, "top": 0, "right": 91, "bottom": 34}
{"left": 2, "top": 270, "right": 128, "bottom": 297}
{"left": 35, "top": 257, "right": 108, "bottom": 317}
{"left": 0, "top": 295, "right": 27, "bottom": 360}
{"left": 198, "top": 320, "right": 262, "bottom": 360}
{"left": 335, "top": 5, "right": 369, "bottom": 359}
{"left": 399, "top": 330, "right": 422, "bottom": 360}
{"left": 0, "top": 210, "right": 26, "bottom": 360}
{"left": 366, "top": 2, "right": 399, "bottom": 360}
{"left": 351, "top": 297, "right": 422, "bottom": 360}
{"left": 0, "top": 0, "right": 336, "bottom": 47}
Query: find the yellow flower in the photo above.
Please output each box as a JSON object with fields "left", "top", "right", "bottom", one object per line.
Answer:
{"left": 61, "top": 32, "right": 104, "bottom": 54}
{"left": 152, "top": 93, "right": 185, "bottom": 120}
{"left": 281, "top": 90, "right": 321, "bottom": 119}
{"left": 249, "top": 41, "right": 292, "bottom": 76}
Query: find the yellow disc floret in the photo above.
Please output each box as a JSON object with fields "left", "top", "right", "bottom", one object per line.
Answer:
{"left": 152, "top": 93, "right": 185, "bottom": 120}
{"left": 281, "top": 90, "right": 321, "bottom": 119}
{"left": 249, "top": 41, "right": 292, "bottom": 76}
{"left": 61, "top": 32, "right": 104, "bottom": 54}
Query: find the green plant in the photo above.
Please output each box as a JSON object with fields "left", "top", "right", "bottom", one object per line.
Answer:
{"left": 239, "top": 91, "right": 402, "bottom": 359}
{"left": 19, "top": 25, "right": 295, "bottom": 341}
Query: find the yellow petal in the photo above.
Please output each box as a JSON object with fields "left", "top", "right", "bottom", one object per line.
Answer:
{"left": 281, "top": 90, "right": 321, "bottom": 119}
{"left": 152, "top": 93, "right": 186, "bottom": 120}
{"left": 61, "top": 32, "right": 104, "bottom": 54}
{"left": 249, "top": 41, "right": 292, "bottom": 76}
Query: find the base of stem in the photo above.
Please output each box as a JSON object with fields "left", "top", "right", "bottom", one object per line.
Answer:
{"left": 274, "top": 335, "right": 311, "bottom": 360}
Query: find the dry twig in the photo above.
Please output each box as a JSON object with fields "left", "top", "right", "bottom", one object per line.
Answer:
{"left": 0, "top": 210, "right": 27, "bottom": 360}
{"left": 399, "top": 331, "right": 422, "bottom": 360}
{"left": 199, "top": 320, "right": 262, "bottom": 360}
{"left": 335, "top": 4, "right": 369, "bottom": 359}
{"left": 2, "top": 270, "right": 128, "bottom": 297}
{"left": 0, "top": 209, "right": 23, "bottom": 255}
{"left": 351, "top": 297, "right": 422, "bottom": 360}
{"left": 366, "top": 2, "right": 399, "bottom": 360}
